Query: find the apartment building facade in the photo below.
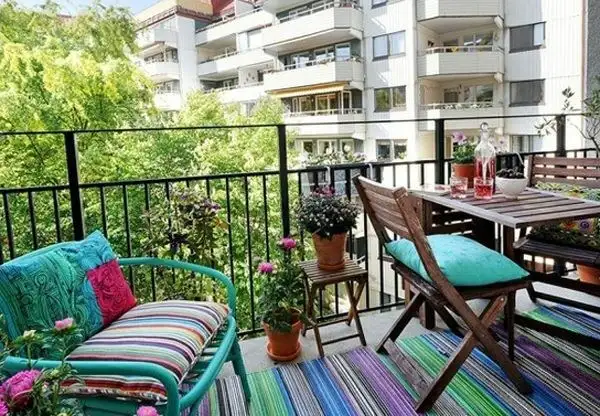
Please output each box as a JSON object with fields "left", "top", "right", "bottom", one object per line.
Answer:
{"left": 135, "top": 0, "right": 589, "bottom": 161}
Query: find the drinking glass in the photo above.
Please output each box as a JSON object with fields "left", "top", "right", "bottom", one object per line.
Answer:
{"left": 474, "top": 177, "right": 494, "bottom": 200}
{"left": 450, "top": 176, "right": 468, "bottom": 199}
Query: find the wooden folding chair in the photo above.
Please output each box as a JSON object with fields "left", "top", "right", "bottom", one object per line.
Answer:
{"left": 353, "top": 175, "right": 532, "bottom": 412}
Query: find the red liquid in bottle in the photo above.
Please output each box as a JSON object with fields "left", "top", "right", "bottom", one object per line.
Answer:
{"left": 475, "top": 159, "right": 496, "bottom": 179}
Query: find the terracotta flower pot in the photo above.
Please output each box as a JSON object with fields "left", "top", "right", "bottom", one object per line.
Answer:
{"left": 312, "top": 233, "right": 347, "bottom": 271}
{"left": 577, "top": 264, "right": 600, "bottom": 285}
{"left": 263, "top": 318, "right": 302, "bottom": 362}
{"left": 452, "top": 163, "right": 475, "bottom": 187}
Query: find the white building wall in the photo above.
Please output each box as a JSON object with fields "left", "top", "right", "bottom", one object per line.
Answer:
{"left": 175, "top": 16, "right": 200, "bottom": 103}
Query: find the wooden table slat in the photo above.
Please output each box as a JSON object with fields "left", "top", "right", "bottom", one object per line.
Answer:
{"left": 508, "top": 202, "right": 593, "bottom": 218}
{"left": 469, "top": 194, "right": 556, "bottom": 206}
{"left": 494, "top": 199, "right": 586, "bottom": 214}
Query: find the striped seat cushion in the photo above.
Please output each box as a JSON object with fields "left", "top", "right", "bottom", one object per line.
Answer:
{"left": 65, "top": 300, "right": 229, "bottom": 402}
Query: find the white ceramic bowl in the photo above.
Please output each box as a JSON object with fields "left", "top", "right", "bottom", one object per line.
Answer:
{"left": 496, "top": 177, "right": 528, "bottom": 199}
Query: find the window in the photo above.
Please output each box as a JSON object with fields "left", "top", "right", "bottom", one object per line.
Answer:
{"left": 444, "top": 89, "right": 459, "bottom": 103}
{"left": 315, "top": 46, "right": 334, "bottom": 63}
{"left": 463, "top": 84, "right": 494, "bottom": 103}
{"left": 511, "top": 135, "right": 544, "bottom": 152}
{"left": 335, "top": 43, "right": 351, "bottom": 61}
{"left": 156, "top": 80, "right": 180, "bottom": 94}
{"left": 510, "top": 80, "right": 545, "bottom": 106}
{"left": 373, "top": 31, "right": 405, "bottom": 59}
{"left": 372, "top": 0, "right": 386, "bottom": 7}
{"left": 510, "top": 22, "right": 545, "bottom": 52}
{"left": 464, "top": 32, "right": 494, "bottom": 51}
{"left": 376, "top": 139, "right": 407, "bottom": 160}
{"left": 375, "top": 86, "right": 406, "bottom": 111}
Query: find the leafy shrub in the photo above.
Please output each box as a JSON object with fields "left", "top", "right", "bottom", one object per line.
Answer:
{"left": 297, "top": 187, "right": 359, "bottom": 239}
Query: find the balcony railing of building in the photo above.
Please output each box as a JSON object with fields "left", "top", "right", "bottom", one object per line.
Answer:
{"left": 421, "top": 102, "right": 497, "bottom": 110}
{"left": 198, "top": 49, "right": 240, "bottom": 64}
{"left": 286, "top": 108, "right": 364, "bottom": 117}
{"left": 0, "top": 113, "right": 591, "bottom": 336}
{"left": 275, "top": 55, "right": 362, "bottom": 72}
{"left": 195, "top": 7, "right": 265, "bottom": 33}
{"left": 420, "top": 45, "right": 504, "bottom": 55}
{"left": 277, "top": 0, "right": 362, "bottom": 24}
{"left": 209, "top": 82, "right": 264, "bottom": 93}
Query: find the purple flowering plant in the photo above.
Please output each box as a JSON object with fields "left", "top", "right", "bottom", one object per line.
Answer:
{"left": 297, "top": 187, "right": 359, "bottom": 239}
{"left": 257, "top": 238, "right": 307, "bottom": 332}
{"left": 141, "top": 184, "right": 228, "bottom": 300}
{"left": 452, "top": 131, "right": 477, "bottom": 164}
{"left": 0, "top": 315, "right": 85, "bottom": 415}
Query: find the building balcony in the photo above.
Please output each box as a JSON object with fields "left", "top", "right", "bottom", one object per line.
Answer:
{"left": 418, "top": 102, "right": 504, "bottom": 130}
{"left": 144, "top": 61, "right": 180, "bottom": 82}
{"left": 285, "top": 108, "right": 366, "bottom": 139}
{"left": 197, "top": 49, "right": 272, "bottom": 79}
{"left": 262, "top": 2, "right": 363, "bottom": 54}
{"left": 154, "top": 92, "right": 182, "bottom": 112}
{"left": 137, "top": 27, "right": 178, "bottom": 51}
{"left": 417, "top": 46, "right": 504, "bottom": 80}
{"left": 417, "top": 0, "right": 504, "bottom": 32}
{"left": 264, "top": 58, "right": 364, "bottom": 93}
{"left": 195, "top": 8, "right": 273, "bottom": 46}
{"left": 212, "top": 82, "right": 266, "bottom": 103}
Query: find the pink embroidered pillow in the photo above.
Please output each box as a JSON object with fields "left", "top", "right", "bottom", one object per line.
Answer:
{"left": 87, "top": 259, "right": 137, "bottom": 325}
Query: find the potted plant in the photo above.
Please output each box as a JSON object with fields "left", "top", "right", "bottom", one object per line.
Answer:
{"left": 297, "top": 187, "right": 359, "bottom": 271}
{"left": 451, "top": 131, "right": 476, "bottom": 186}
{"left": 257, "top": 238, "right": 307, "bottom": 361}
{"left": 530, "top": 183, "right": 600, "bottom": 285}
{"left": 496, "top": 168, "right": 528, "bottom": 199}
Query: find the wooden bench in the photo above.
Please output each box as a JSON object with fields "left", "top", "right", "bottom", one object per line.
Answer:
{"left": 514, "top": 155, "right": 600, "bottom": 314}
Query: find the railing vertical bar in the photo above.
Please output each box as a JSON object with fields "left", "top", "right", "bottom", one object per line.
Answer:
{"left": 434, "top": 119, "right": 446, "bottom": 184}
{"left": 122, "top": 185, "right": 134, "bottom": 290}
{"left": 361, "top": 166, "right": 370, "bottom": 308}
{"left": 297, "top": 171, "right": 305, "bottom": 261}
{"left": 392, "top": 165, "right": 398, "bottom": 302}
{"left": 330, "top": 167, "right": 339, "bottom": 315}
{"left": 277, "top": 124, "right": 291, "bottom": 237}
{"left": 243, "top": 177, "right": 256, "bottom": 330}
{"left": 345, "top": 168, "right": 354, "bottom": 260}
{"left": 374, "top": 166, "right": 385, "bottom": 308}
{"left": 556, "top": 114, "right": 567, "bottom": 157}
{"left": 406, "top": 164, "right": 411, "bottom": 188}
{"left": 144, "top": 183, "right": 157, "bottom": 302}
{"left": 420, "top": 163, "right": 425, "bottom": 186}
{"left": 27, "top": 191, "right": 38, "bottom": 250}
{"left": 164, "top": 181, "right": 176, "bottom": 283}
{"left": 52, "top": 190, "right": 62, "bottom": 243}
{"left": 64, "top": 131, "right": 85, "bottom": 240}
{"left": 99, "top": 186, "right": 108, "bottom": 237}
{"left": 225, "top": 178, "right": 234, "bottom": 284}
{"left": 262, "top": 175, "right": 270, "bottom": 262}
{"left": 3, "top": 193, "right": 15, "bottom": 259}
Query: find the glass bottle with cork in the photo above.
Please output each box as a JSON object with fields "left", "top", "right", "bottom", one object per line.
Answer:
{"left": 474, "top": 122, "right": 496, "bottom": 199}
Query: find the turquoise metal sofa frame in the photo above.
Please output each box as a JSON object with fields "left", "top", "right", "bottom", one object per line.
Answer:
{"left": 1, "top": 255, "right": 251, "bottom": 416}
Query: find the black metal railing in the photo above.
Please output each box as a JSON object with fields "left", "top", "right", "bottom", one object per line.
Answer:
{"left": 0, "top": 113, "right": 595, "bottom": 336}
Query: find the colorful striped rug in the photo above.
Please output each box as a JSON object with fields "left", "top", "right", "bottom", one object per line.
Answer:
{"left": 194, "top": 306, "right": 600, "bottom": 415}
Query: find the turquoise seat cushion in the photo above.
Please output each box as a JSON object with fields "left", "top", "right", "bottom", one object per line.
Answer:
{"left": 0, "top": 249, "right": 103, "bottom": 340}
{"left": 385, "top": 235, "right": 529, "bottom": 287}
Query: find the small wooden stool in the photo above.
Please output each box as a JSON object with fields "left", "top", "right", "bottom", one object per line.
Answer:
{"left": 300, "top": 259, "right": 368, "bottom": 357}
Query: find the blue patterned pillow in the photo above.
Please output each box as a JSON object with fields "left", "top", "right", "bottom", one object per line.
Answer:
{"left": 386, "top": 235, "right": 529, "bottom": 287}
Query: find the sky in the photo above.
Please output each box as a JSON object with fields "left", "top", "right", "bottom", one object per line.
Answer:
{"left": 16, "top": 0, "right": 158, "bottom": 14}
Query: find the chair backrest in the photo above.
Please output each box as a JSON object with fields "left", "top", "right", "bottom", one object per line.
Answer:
{"left": 528, "top": 155, "right": 600, "bottom": 189}
{"left": 353, "top": 175, "right": 449, "bottom": 288}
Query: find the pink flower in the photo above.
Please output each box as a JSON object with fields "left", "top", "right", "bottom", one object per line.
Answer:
{"left": 137, "top": 406, "right": 160, "bottom": 416}
{"left": 0, "top": 399, "right": 7, "bottom": 416}
{"left": 278, "top": 237, "right": 297, "bottom": 251}
{"left": 452, "top": 131, "right": 466, "bottom": 145}
{"left": 54, "top": 317, "right": 74, "bottom": 332}
{"left": 258, "top": 262, "right": 274, "bottom": 274}
{"left": 2, "top": 370, "right": 40, "bottom": 408}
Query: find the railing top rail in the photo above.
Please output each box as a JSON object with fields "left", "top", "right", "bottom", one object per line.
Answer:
{"left": 285, "top": 108, "right": 364, "bottom": 117}
{"left": 421, "top": 102, "right": 498, "bottom": 110}
{"left": 210, "top": 81, "right": 264, "bottom": 92}
{"left": 276, "top": 55, "right": 362, "bottom": 72}
{"left": 0, "top": 113, "right": 583, "bottom": 136}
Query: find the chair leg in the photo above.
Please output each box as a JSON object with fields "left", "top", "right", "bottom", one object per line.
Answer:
{"left": 526, "top": 281, "right": 538, "bottom": 303}
{"left": 505, "top": 292, "right": 516, "bottom": 361}
{"left": 231, "top": 337, "right": 251, "bottom": 402}
{"left": 415, "top": 296, "right": 507, "bottom": 413}
{"left": 376, "top": 293, "right": 426, "bottom": 353}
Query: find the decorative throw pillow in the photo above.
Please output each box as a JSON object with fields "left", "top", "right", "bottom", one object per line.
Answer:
{"left": 385, "top": 235, "right": 529, "bottom": 287}
{"left": 0, "top": 250, "right": 103, "bottom": 340}
{"left": 58, "top": 231, "right": 137, "bottom": 326}
{"left": 530, "top": 183, "right": 600, "bottom": 252}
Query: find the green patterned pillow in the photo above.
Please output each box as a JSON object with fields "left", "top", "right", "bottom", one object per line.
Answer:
{"left": 0, "top": 249, "right": 103, "bottom": 340}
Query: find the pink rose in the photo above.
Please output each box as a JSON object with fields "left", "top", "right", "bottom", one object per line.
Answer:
{"left": 137, "top": 406, "right": 160, "bottom": 416}
{"left": 258, "top": 262, "right": 274, "bottom": 274}
{"left": 54, "top": 317, "right": 74, "bottom": 332}
{"left": 278, "top": 237, "right": 297, "bottom": 251}
{"left": 2, "top": 370, "right": 41, "bottom": 408}
{"left": 0, "top": 399, "right": 7, "bottom": 416}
